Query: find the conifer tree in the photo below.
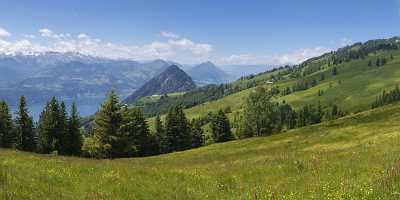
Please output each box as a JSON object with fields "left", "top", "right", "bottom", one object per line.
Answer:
{"left": 316, "top": 102, "right": 324, "bottom": 123}
{"left": 0, "top": 101, "right": 16, "bottom": 148}
{"left": 211, "top": 109, "right": 233, "bottom": 143}
{"left": 49, "top": 97, "right": 61, "bottom": 152}
{"left": 154, "top": 115, "right": 167, "bottom": 153}
{"left": 331, "top": 104, "right": 339, "bottom": 119}
{"left": 165, "top": 105, "right": 192, "bottom": 152}
{"left": 58, "top": 101, "right": 69, "bottom": 155}
{"left": 92, "top": 90, "right": 122, "bottom": 157}
{"left": 164, "top": 106, "right": 177, "bottom": 152}
{"left": 38, "top": 98, "right": 60, "bottom": 153}
{"left": 67, "top": 103, "right": 82, "bottom": 156}
{"left": 38, "top": 103, "right": 52, "bottom": 153}
{"left": 175, "top": 105, "right": 192, "bottom": 149}
{"left": 15, "top": 96, "right": 35, "bottom": 151}
{"left": 119, "top": 108, "right": 151, "bottom": 157}
{"left": 190, "top": 119, "right": 204, "bottom": 148}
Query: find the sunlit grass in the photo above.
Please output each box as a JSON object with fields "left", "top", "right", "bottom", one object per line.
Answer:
{"left": 2, "top": 103, "right": 400, "bottom": 199}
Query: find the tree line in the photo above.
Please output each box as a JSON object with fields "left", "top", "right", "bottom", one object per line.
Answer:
{"left": 0, "top": 91, "right": 234, "bottom": 158}
{"left": 234, "top": 87, "right": 345, "bottom": 139}
{"left": 0, "top": 96, "right": 81, "bottom": 155}
{"left": 371, "top": 86, "right": 400, "bottom": 109}
{"left": 5, "top": 84, "right": 392, "bottom": 159}
{"left": 82, "top": 90, "right": 233, "bottom": 158}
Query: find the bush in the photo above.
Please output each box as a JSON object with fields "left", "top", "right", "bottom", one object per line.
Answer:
{"left": 82, "top": 137, "right": 108, "bottom": 158}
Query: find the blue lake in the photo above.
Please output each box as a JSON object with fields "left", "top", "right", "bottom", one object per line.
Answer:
{"left": 9, "top": 98, "right": 104, "bottom": 121}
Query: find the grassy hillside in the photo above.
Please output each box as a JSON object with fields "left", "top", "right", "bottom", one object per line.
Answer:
{"left": 146, "top": 49, "right": 400, "bottom": 133}
{"left": 135, "top": 92, "right": 185, "bottom": 105}
{"left": 279, "top": 50, "right": 400, "bottom": 112}
{"left": 2, "top": 103, "right": 400, "bottom": 199}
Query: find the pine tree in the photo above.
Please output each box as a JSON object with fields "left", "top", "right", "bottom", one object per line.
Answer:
{"left": 211, "top": 110, "right": 233, "bottom": 143}
{"left": 38, "top": 103, "right": 53, "bottom": 153}
{"left": 58, "top": 101, "right": 69, "bottom": 155}
{"left": 331, "top": 104, "right": 339, "bottom": 119}
{"left": 49, "top": 97, "right": 61, "bottom": 152}
{"left": 67, "top": 103, "right": 82, "bottom": 156}
{"left": 164, "top": 109, "right": 177, "bottom": 153}
{"left": 175, "top": 105, "right": 192, "bottom": 149}
{"left": 165, "top": 105, "right": 192, "bottom": 152}
{"left": 15, "top": 96, "right": 35, "bottom": 152}
{"left": 316, "top": 102, "right": 324, "bottom": 123}
{"left": 0, "top": 101, "right": 16, "bottom": 148}
{"left": 92, "top": 90, "right": 122, "bottom": 158}
{"left": 38, "top": 98, "right": 61, "bottom": 153}
{"left": 190, "top": 119, "right": 204, "bottom": 148}
{"left": 119, "top": 108, "right": 151, "bottom": 157}
{"left": 154, "top": 115, "right": 167, "bottom": 153}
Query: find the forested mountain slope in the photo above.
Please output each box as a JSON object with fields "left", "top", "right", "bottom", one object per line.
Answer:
{"left": 123, "top": 65, "right": 196, "bottom": 104}
{"left": 145, "top": 37, "right": 400, "bottom": 127}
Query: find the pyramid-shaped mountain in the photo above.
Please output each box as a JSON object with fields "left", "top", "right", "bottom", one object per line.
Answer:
{"left": 124, "top": 65, "right": 196, "bottom": 104}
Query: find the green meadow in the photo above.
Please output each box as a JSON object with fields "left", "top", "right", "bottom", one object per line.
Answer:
{"left": 2, "top": 102, "right": 400, "bottom": 199}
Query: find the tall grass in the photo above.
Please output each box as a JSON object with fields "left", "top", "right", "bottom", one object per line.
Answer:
{"left": 2, "top": 103, "right": 400, "bottom": 199}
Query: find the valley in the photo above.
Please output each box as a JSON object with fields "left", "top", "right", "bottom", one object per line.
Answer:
{"left": 1, "top": 4, "right": 400, "bottom": 198}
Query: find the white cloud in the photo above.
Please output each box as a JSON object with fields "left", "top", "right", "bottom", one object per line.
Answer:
{"left": 0, "top": 28, "right": 211, "bottom": 61}
{"left": 216, "top": 47, "right": 331, "bottom": 65}
{"left": 0, "top": 27, "right": 10, "bottom": 37}
{"left": 0, "top": 39, "right": 49, "bottom": 55}
{"left": 168, "top": 38, "right": 212, "bottom": 55}
{"left": 160, "top": 31, "right": 180, "bottom": 39}
{"left": 39, "top": 28, "right": 69, "bottom": 39}
{"left": 39, "top": 28, "right": 53, "bottom": 37}
{"left": 159, "top": 31, "right": 212, "bottom": 56}
{"left": 0, "top": 27, "right": 329, "bottom": 65}
{"left": 77, "top": 33, "right": 88, "bottom": 39}
{"left": 23, "top": 34, "right": 36, "bottom": 39}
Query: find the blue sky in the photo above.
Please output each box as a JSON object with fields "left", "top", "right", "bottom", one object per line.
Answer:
{"left": 0, "top": 0, "right": 399, "bottom": 64}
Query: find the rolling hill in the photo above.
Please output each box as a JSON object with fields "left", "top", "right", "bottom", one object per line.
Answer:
{"left": 2, "top": 102, "right": 400, "bottom": 199}
{"left": 144, "top": 37, "right": 400, "bottom": 129}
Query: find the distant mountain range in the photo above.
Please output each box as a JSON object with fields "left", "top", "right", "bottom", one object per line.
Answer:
{"left": 186, "top": 61, "right": 231, "bottom": 86}
{"left": 123, "top": 65, "right": 196, "bottom": 104}
{"left": 0, "top": 51, "right": 271, "bottom": 117}
{"left": 0, "top": 52, "right": 172, "bottom": 104}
